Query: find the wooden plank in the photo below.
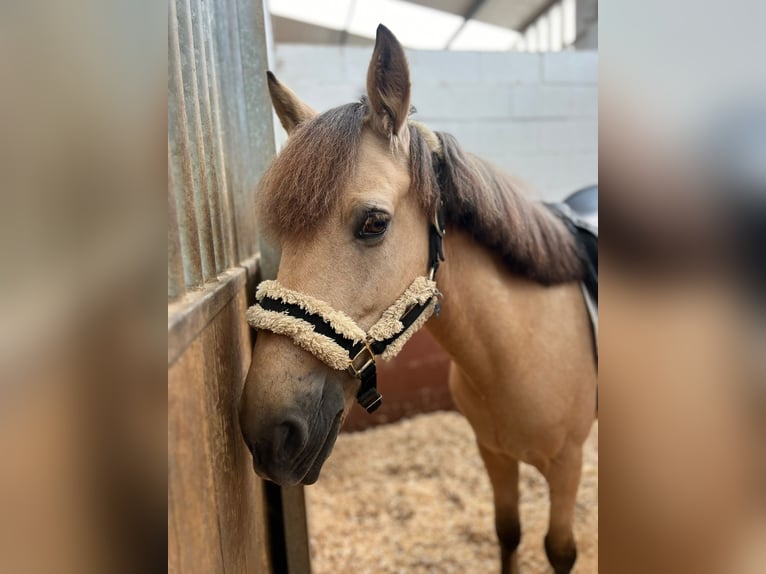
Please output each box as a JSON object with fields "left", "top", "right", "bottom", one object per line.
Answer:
{"left": 167, "top": 263, "right": 246, "bottom": 366}
{"left": 167, "top": 255, "right": 258, "bottom": 365}
{"left": 169, "top": 260, "right": 272, "bottom": 573}
{"left": 168, "top": 482, "right": 180, "bottom": 574}
{"left": 249, "top": 473, "right": 275, "bottom": 573}
{"left": 168, "top": 336, "right": 225, "bottom": 574}
{"left": 202, "top": 283, "right": 272, "bottom": 573}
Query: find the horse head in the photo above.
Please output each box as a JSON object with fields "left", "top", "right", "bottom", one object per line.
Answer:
{"left": 239, "top": 26, "right": 439, "bottom": 485}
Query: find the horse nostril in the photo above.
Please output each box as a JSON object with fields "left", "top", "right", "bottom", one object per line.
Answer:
{"left": 273, "top": 416, "right": 308, "bottom": 464}
{"left": 247, "top": 440, "right": 261, "bottom": 465}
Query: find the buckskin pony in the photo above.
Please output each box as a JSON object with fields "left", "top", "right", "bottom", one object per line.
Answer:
{"left": 239, "top": 25, "right": 597, "bottom": 574}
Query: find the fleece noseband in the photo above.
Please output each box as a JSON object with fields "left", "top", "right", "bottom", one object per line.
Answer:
{"left": 247, "top": 210, "right": 446, "bottom": 413}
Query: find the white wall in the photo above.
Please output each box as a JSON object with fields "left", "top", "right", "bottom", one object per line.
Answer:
{"left": 273, "top": 46, "right": 597, "bottom": 201}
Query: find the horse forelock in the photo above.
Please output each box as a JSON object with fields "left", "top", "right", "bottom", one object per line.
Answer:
{"left": 257, "top": 99, "right": 438, "bottom": 240}
{"left": 257, "top": 101, "right": 366, "bottom": 240}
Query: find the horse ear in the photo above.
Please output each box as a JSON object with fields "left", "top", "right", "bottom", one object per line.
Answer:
{"left": 266, "top": 71, "right": 316, "bottom": 134}
{"left": 366, "top": 24, "right": 411, "bottom": 141}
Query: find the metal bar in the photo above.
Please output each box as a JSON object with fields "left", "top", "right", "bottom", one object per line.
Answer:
{"left": 168, "top": 155, "right": 186, "bottom": 301}
{"left": 237, "top": 0, "right": 281, "bottom": 279}
{"left": 203, "top": 0, "right": 237, "bottom": 268}
{"left": 191, "top": 0, "right": 226, "bottom": 273}
{"left": 212, "top": 0, "right": 248, "bottom": 263}
{"left": 228, "top": 0, "right": 258, "bottom": 262}
{"left": 235, "top": 0, "right": 277, "bottom": 259}
{"left": 179, "top": 0, "right": 217, "bottom": 281}
{"left": 444, "top": 0, "right": 489, "bottom": 49}
{"left": 169, "top": 0, "right": 204, "bottom": 288}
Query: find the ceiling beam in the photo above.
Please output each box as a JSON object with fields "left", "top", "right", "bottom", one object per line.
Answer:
{"left": 339, "top": 0, "right": 358, "bottom": 45}
{"left": 516, "top": 0, "right": 560, "bottom": 35}
{"left": 443, "top": 0, "right": 490, "bottom": 49}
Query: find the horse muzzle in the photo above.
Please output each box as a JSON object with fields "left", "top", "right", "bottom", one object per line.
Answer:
{"left": 239, "top": 362, "right": 346, "bottom": 485}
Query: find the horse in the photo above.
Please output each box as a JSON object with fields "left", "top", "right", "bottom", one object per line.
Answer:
{"left": 239, "top": 25, "right": 597, "bottom": 574}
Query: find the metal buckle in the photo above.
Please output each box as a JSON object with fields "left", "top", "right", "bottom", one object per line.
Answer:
{"left": 357, "top": 389, "right": 382, "bottom": 413}
{"left": 432, "top": 208, "right": 445, "bottom": 237}
{"left": 347, "top": 339, "right": 376, "bottom": 378}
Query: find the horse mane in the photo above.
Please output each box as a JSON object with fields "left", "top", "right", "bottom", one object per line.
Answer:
{"left": 257, "top": 99, "right": 583, "bottom": 285}
{"left": 433, "top": 131, "right": 585, "bottom": 284}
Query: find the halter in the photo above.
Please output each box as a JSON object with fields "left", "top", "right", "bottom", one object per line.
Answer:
{"left": 246, "top": 207, "right": 446, "bottom": 413}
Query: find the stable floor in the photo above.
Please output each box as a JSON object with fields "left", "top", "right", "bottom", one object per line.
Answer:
{"left": 306, "top": 411, "right": 598, "bottom": 573}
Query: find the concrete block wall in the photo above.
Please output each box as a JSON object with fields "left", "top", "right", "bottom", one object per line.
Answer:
{"left": 273, "top": 46, "right": 597, "bottom": 201}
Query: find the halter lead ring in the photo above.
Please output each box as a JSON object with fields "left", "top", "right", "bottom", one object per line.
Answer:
{"left": 247, "top": 208, "right": 446, "bottom": 413}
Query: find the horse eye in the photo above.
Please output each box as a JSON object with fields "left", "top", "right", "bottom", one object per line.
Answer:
{"left": 357, "top": 211, "right": 390, "bottom": 239}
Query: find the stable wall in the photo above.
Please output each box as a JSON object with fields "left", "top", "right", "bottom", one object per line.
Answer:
{"left": 273, "top": 46, "right": 598, "bottom": 201}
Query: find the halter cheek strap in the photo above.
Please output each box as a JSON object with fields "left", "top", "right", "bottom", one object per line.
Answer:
{"left": 246, "top": 210, "right": 446, "bottom": 414}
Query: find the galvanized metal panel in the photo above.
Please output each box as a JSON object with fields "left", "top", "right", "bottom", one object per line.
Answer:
{"left": 177, "top": 0, "right": 217, "bottom": 281}
{"left": 168, "top": 159, "right": 186, "bottom": 300}
{"left": 190, "top": 0, "right": 226, "bottom": 273}
{"left": 168, "top": 0, "right": 204, "bottom": 288}
{"left": 201, "top": 0, "right": 238, "bottom": 269}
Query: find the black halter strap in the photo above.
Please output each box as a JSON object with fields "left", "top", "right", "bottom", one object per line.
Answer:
{"left": 351, "top": 210, "right": 445, "bottom": 412}
{"left": 341, "top": 147, "right": 446, "bottom": 411}
{"left": 350, "top": 152, "right": 448, "bottom": 411}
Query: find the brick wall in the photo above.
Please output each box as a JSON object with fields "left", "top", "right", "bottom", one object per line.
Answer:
{"left": 273, "top": 46, "right": 597, "bottom": 201}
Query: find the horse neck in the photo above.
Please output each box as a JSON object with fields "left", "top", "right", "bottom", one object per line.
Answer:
{"left": 425, "top": 227, "right": 554, "bottom": 376}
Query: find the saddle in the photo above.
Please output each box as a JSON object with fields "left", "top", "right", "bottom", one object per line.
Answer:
{"left": 547, "top": 185, "right": 598, "bottom": 358}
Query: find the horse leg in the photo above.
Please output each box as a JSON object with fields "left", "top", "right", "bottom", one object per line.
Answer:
{"left": 541, "top": 441, "right": 582, "bottom": 574}
{"left": 478, "top": 443, "right": 521, "bottom": 574}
